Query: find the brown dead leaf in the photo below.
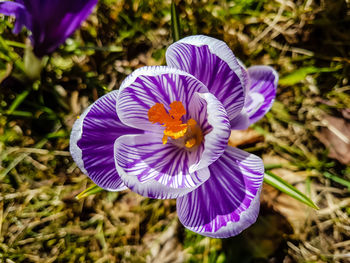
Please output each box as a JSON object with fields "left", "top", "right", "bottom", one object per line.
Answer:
{"left": 229, "top": 128, "right": 264, "bottom": 147}
{"left": 263, "top": 155, "right": 290, "bottom": 166}
{"left": 261, "top": 166, "right": 314, "bottom": 236}
{"left": 316, "top": 114, "right": 350, "bottom": 164}
{"left": 341, "top": 108, "right": 350, "bottom": 120}
{"left": 70, "top": 90, "right": 80, "bottom": 115}
{"left": 145, "top": 219, "right": 185, "bottom": 263}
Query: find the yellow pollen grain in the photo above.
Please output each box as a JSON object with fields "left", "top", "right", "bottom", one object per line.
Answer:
{"left": 185, "top": 138, "right": 196, "bottom": 148}
{"left": 164, "top": 125, "right": 188, "bottom": 139}
{"left": 162, "top": 134, "right": 168, "bottom": 145}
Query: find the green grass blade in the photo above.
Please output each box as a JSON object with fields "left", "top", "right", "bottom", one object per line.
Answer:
{"left": 171, "top": 0, "right": 181, "bottom": 42}
{"left": 323, "top": 172, "right": 350, "bottom": 191}
{"left": 76, "top": 184, "right": 104, "bottom": 200}
{"left": 4, "top": 40, "right": 26, "bottom": 49}
{"left": 7, "top": 90, "right": 30, "bottom": 114}
{"left": 264, "top": 171, "right": 319, "bottom": 209}
{"left": 279, "top": 66, "right": 341, "bottom": 86}
{"left": 0, "top": 34, "right": 25, "bottom": 73}
{"left": 0, "top": 138, "right": 47, "bottom": 180}
{"left": 1, "top": 110, "right": 33, "bottom": 117}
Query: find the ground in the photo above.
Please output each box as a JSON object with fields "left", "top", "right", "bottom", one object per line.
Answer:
{"left": 0, "top": 0, "right": 349, "bottom": 262}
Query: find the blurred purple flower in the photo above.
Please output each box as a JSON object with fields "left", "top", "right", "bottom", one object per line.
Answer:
{"left": 70, "top": 35, "right": 278, "bottom": 238}
{"left": 0, "top": 0, "right": 98, "bottom": 57}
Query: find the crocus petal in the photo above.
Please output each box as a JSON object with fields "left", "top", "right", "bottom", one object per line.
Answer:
{"left": 22, "top": 0, "right": 98, "bottom": 57}
{"left": 70, "top": 90, "right": 143, "bottom": 191}
{"left": 245, "top": 66, "right": 278, "bottom": 123}
{"left": 166, "top": 35, "right": 245, "bottom": 120}
{"left": 236, "top": 58, "right": 249, "bottom": 94}
{"left": 229, "top": 111, "right": 250, "bottom": 130}
{"left": 230, "top": 66, "right": 278, "bottom": 129}
{"left": 114, "top": 90, "right": 230, "bottom": 199}
{"left": 188, "top": 92, "right": 231, "bottom": 173}
{"left": 114, "top": 133, "right": 210, "bottom": 199}
{"left": 0, "top": 1, "right": 31, "bottom": 33}
{"left": 117, "top": 66, "right": 209, "bottom": 132}
{"left": 177, "top": 146, "right": 264, "bottom": 238}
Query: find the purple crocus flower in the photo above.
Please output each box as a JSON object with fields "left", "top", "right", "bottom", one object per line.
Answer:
{"left": 70, "top": 35, "right": 278, "bottom": 238}
{"left": 0, "top": 0, "right": 98, "bottom": 57}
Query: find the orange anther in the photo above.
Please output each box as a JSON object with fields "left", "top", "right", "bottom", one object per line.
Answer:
{"left": 148, "top": 101, "right": 202, "bottom": 147}
{"left": 169, "top": 101, "right": 186, "bottom": 120}
{"left": 148, "top": 103, "right": 171, "bottom": 124}
{"left": 148, "top": 101, "right": 188, "bottom": 143}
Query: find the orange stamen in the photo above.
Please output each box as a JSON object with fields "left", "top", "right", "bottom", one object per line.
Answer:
{"left": 148, "top": 101, "right": 203, "bottom": 147}
{"left": 169, "top": 101, "right": 186, "bottom": 120}
{"left": 185, "top": 138, "right": 196, "bottom": 148}
{"left": 148, "top": 103, "right": 172, "bottom": 124}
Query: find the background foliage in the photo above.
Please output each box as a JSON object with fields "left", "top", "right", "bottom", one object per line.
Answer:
{"left": 0, "top": 0, "right": 349, "bottom": 262}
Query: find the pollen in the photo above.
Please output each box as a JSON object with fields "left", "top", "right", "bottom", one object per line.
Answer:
{"left": 148, "top": 101, "right": 203, "bottom": 148}
{"left": 185, "top": 138, "right": 196, "bottom": 148}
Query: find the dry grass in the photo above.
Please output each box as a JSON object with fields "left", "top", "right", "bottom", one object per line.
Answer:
{"left": 0, "top": 0, "right": 349, "bottom": 262}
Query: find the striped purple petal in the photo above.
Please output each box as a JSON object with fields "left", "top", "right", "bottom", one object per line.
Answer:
{"left": 236, "top": 58, "right": 249, "bottom": 95}
{"left": 114, "top": 92, "right": 230, "bottom": 199}
{"left": 117, "top": 66, "right": 209, "bottom": 133}
{"left": 0, "top": 1, "right": 31, "bottom": 33}
{"left": 229, "top": 112, "right": 250, "bottom": 130}
{"left": 231, "top": 66, "right": 278, "bottom": 129}
{"left": 176, "top": 146, "right": 264, "bottom": 238}
{"left": 166, "top": 35, "right": 245, "bottom": 121}
{"left": 70, "top": 90, "right": 143, "bottom": 191}
{"left": 246, "top": 66, "right": 278, "bottom": 123}
{"left": 114, "top": 133, "right": 210, "bottom": 199}
{"left": 189, "top": 92, "right": 231, "bottom": 173}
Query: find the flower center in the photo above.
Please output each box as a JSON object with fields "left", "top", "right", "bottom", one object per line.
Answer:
{"left": 148, "top": 101, "right": 203, "bottom": 148}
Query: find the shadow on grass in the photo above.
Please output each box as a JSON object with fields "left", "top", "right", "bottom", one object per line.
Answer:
{"left": 222, "top": 204, "right": 293, "bottom": 263}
